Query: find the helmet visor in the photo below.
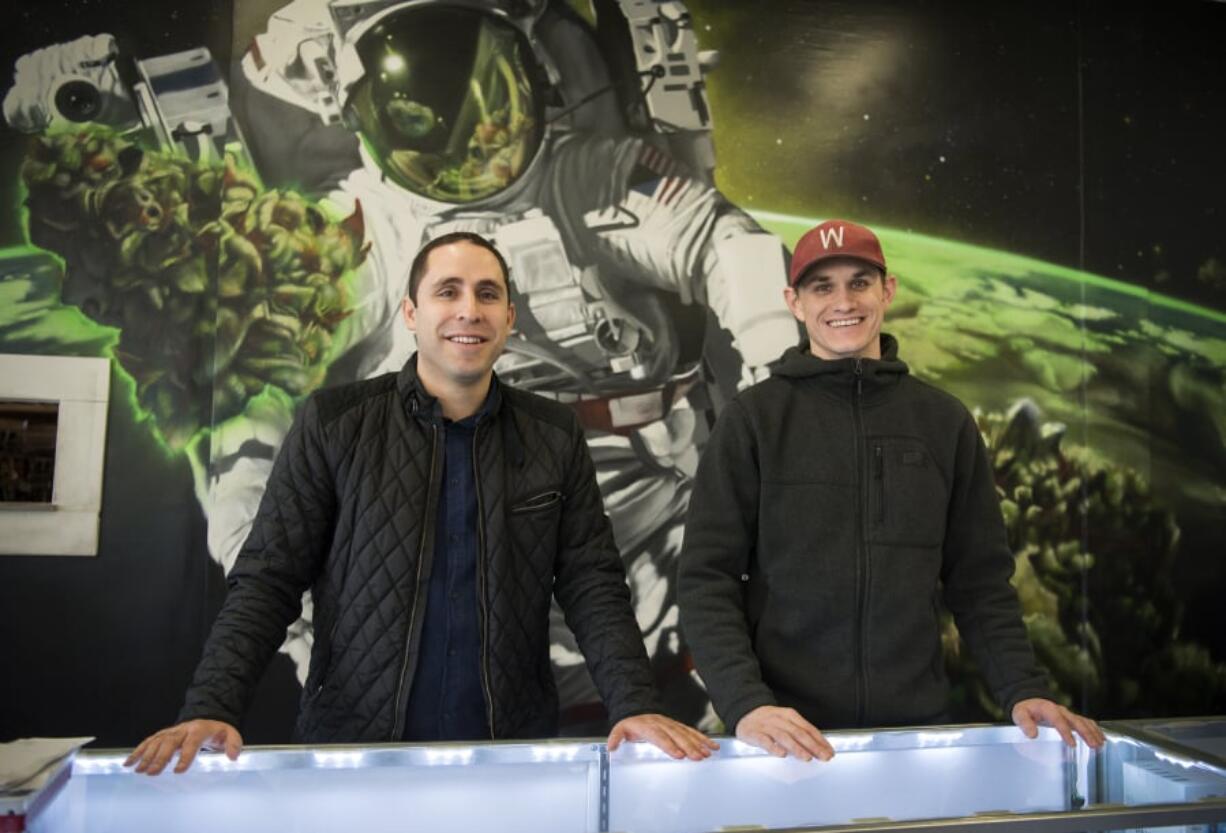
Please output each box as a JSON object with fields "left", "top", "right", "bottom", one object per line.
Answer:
{"left": 347, "top": 6, "right": 543, "bottom": 203}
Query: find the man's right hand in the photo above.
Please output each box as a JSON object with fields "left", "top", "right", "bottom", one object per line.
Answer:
{"left": 124, "top": 720, "right": 243, "bottom": 775}
{"left": 735, "top": 706, "right": 834, "bottom": 761}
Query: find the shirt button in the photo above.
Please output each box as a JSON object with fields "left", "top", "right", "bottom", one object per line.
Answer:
{"left": 450, "top": 479, "right": 459, "bottom": 487}
{"left": 448, "top": 648, "right": 457, "bottom": 657}
{"left": 449, "top": 534, "right": 459, "bottom": 544}
{"left": 450, "top": 592, "right": 460, "bottom": 601}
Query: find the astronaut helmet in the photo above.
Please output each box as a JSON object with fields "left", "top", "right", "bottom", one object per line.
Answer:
{"left": 339, "top": 1, "right": 549, "bottom": 205}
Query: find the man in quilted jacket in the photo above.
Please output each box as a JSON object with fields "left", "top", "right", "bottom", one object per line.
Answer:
{"left": 127, "top": 231, "right": 717, "bottom": 774}
{"left": 678, "top": 219, "right": 1105, "bottom": 761}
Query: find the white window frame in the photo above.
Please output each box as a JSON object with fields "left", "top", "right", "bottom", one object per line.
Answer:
{"left": 0, "top": 354, "right": 110, "bottom": 556}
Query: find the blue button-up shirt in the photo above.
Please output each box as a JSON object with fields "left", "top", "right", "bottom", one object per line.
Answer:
{"left": 402, "top": 385, "right": 495, "bottom": 741}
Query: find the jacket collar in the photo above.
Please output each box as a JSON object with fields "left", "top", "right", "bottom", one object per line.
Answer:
{"left": 769, "top": 333, "right": 910, "bottom": 393}
{"left": 396, "top": 352, "right": 504, "bottom": 425}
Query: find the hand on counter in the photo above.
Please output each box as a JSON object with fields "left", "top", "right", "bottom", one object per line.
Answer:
{"left": 124, "top": 719, "right": 243, "bottom": 775}
{"left": 1012, "top": 698, "right": 1105, "bottom": 749}
{"left": 607, "top": 713, "right": 719, "bottom": 761}
{"left": 735, "top": 706, "right": 834, "bottom": 762}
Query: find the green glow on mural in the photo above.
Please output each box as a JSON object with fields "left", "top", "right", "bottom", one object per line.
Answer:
{"left": 0, "top": 245, "right": 179, "bottom": 460}
{"left": 753, "top": 210, "right": 1226, "bottom": 326}
{"left": 6, "top": 125, "right": 368, "bottom": 455}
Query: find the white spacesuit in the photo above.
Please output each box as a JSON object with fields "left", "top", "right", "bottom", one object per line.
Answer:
{"left": 4, "top": 0, "right": 796, "bottom": 728}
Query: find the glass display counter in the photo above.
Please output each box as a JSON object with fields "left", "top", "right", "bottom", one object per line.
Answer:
{"left": 1113, "top": 715, "right": 1226, "bottom": 766}
{"left": 22, "top": 742, "right": 604, "bottom": 833}
{"left": 9, "top": 722, "right": 1226, "bottom": 833}
{"left": 612, "top": 723, "right": 1226, "bottom": 833}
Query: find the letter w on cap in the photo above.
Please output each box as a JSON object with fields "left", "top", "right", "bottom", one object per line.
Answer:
{"left": 819, "top": 226, "right": 844, "bottom": 249}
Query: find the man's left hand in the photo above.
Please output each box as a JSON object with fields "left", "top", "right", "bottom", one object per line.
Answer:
{"left": 1012, "top": 698, "right": 1106, "bottom": 749}
{"left": 607, "top": 714, "right": 719, "bottom": 761}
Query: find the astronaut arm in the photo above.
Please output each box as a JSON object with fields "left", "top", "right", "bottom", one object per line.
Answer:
{"left": 704, "top": 212, "right": 798, "bottom": 372}
{"left": 579, "top": 138, "right": 795, "bottom": 373}
{"left": 241, "top": 0, "right": 341, "bottom": 124}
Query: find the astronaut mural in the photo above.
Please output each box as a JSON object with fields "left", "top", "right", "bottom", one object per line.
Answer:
{"left": 2, "top": 0, "right": 795, "bottom": 730}
{"left": 2, "top": 0, "right": 1225, "bottom": 738}
{"left": 225, "top": 0, "right": 797, "bottom": 728}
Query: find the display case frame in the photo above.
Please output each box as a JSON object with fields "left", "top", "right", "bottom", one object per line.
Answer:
{"left": 7, "top": 721, "right": 1226, "bottom": 833}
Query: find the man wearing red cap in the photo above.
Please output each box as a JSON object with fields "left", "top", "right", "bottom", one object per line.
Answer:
{"left": 678, "top": 219, "right": 1104, "bottom": 760}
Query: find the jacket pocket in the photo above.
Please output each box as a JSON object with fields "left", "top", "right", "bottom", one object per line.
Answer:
{"left": 867, "top": 437, "right": 947, "bottom": 547}
{"left": 510, "top": 490, "right": 563, "bottom": 514}
{"left": 507, "top": 490, "right": 563, "bottom": 586}
{"left": 304, "top": 616, "right": 340, "bottom": 703}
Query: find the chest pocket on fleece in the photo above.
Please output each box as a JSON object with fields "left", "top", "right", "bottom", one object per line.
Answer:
{"left": 866, "top": 438, "right": 948, "bottom": 548}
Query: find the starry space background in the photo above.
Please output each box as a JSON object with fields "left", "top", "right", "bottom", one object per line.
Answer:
{"left": 686, "top": 0, "right": 1226, "bottom": 309}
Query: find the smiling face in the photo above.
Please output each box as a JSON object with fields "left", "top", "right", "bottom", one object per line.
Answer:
{"left": 784, "top": 257, "right": 897, "bottom": 361}
{"left": 401, "top": 239, "right": 515, "bottom": 396}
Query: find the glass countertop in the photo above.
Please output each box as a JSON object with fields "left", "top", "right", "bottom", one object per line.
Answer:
{"left": 13, "top": 722, "right": 1226, "bottom": 833}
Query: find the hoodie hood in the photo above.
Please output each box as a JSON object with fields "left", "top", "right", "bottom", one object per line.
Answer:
{"left": 771, "top": 332, "right": 910, "bottom": 383}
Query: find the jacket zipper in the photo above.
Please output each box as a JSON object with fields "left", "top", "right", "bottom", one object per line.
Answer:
{"left": 472, "top": 422, "right": 497, "bottom": 738}
{"left": 390, "top": 422, "right": 440, "bottom": 741}
{"left": 853, "top": 359, "right": 869, "bottom": 727}
{"left": 874, "top": 444, "right": 885, "bottom": 523}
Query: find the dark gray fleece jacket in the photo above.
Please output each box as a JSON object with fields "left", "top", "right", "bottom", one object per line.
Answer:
{"left": 678, "top": 334, "right": 1049, "bottom": 731}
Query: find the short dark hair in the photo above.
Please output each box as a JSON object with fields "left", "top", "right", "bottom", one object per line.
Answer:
{"left": 406, "top": 231, "right": 512, "bottom": 302}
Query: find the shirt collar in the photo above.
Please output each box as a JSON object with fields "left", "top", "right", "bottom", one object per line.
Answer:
{"left": 397, "top": 353, "right": 502, "bottom": 426}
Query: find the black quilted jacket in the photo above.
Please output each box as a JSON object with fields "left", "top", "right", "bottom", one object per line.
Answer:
{"left": 179, "top": 357, "right": 659, "bottom": 742}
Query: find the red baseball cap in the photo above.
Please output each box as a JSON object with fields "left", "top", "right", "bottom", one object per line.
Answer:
{"left": 788, "top": 219, "right": 887, "bottom": 286}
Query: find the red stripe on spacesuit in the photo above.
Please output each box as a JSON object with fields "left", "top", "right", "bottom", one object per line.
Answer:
{"left": 661, "top": 176, "right": 689, "bottom": 205}
{"left": 651, "top": 176, "right": 670, "bottom": 202}
{"left": 638, "top": 144, "right": 676, "bottom": 177}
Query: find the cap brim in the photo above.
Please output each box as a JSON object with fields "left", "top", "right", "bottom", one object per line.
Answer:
{"left": 790, "top": 254, "right": 887, "bottom": 286}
